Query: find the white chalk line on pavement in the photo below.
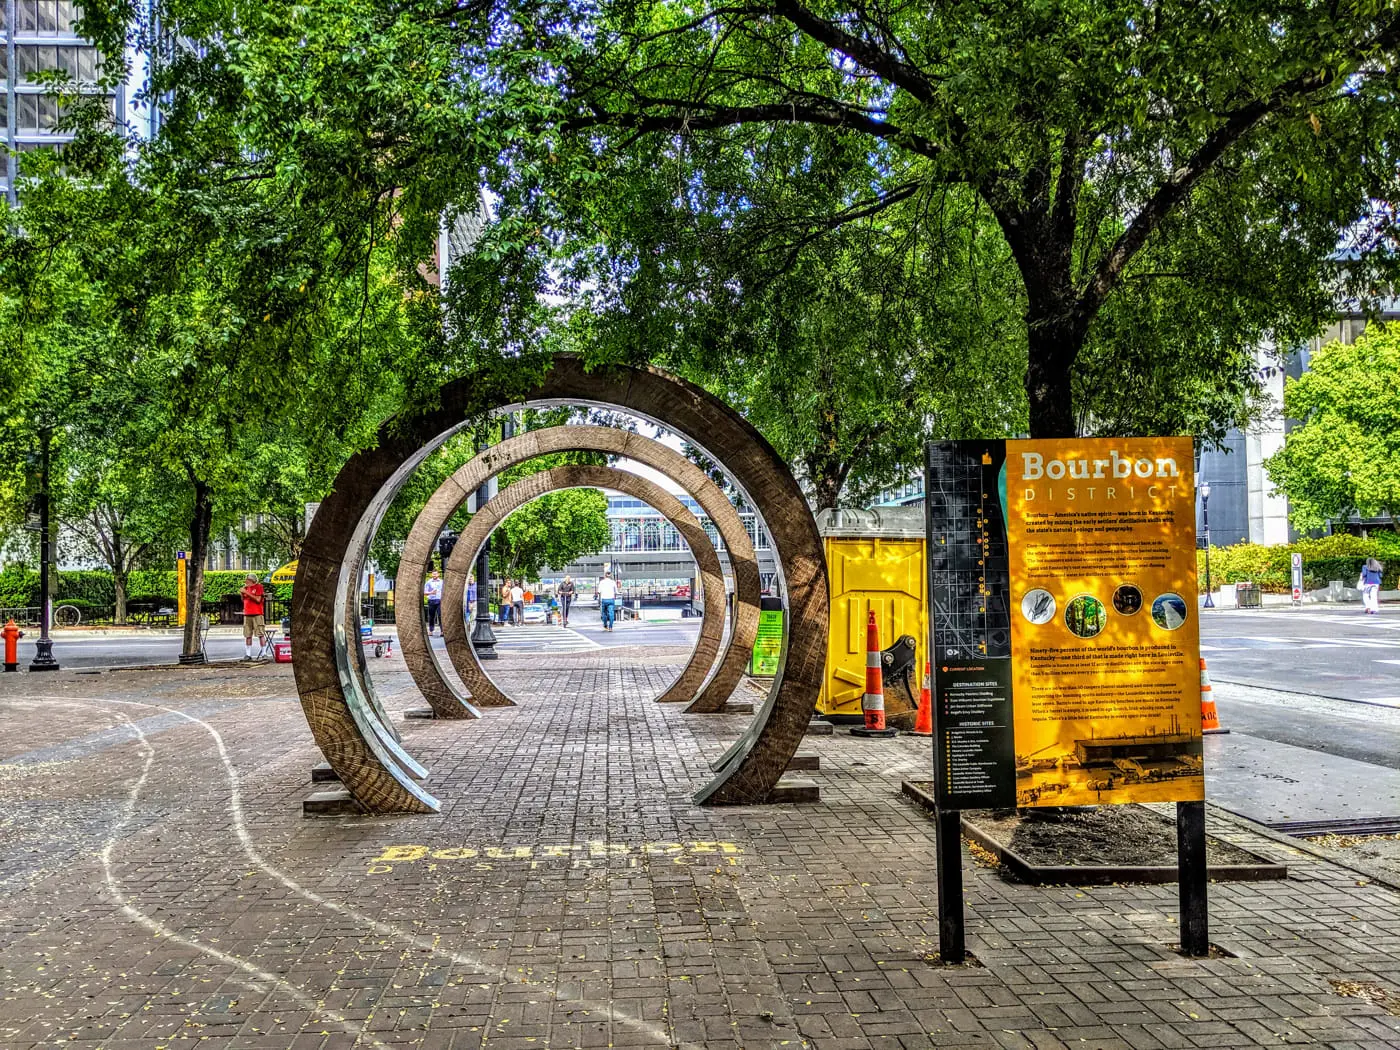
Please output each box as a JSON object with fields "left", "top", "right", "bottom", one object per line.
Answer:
{"left": 34, "top": 694, "right": 700, "bottom": 1050}
{"left": 89, "top": 702, "right": 393, "bottom": 1049}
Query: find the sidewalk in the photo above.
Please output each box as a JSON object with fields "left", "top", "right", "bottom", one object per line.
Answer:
{"left": 3, "top": 654, "right": 1400, "bottom": 1048}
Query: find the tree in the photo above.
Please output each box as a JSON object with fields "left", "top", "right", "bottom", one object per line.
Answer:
{"left": 538, "top": 0, "right": 1400, "bottom": 438}
{"left": 493, "top": 488, "right": 613, "bottom": 580}
{"left": 1264, "top": 328, "right": 1400, "bottom": 533}
{"left": 0, "top": 115, "right": 431, "bottom": 657}
{"left": 603, "top": 186, "right": 1027, "bottom": 508}
{"left": 58, "top": 448, "right": 180, "bottom": 624}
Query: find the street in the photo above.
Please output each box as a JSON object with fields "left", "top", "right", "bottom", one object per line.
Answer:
{"left": 1200, "top": 607, "right": 1400, "bottom": 703}
{"left": 12, "top": 606, "right": 706, "bottom": 669}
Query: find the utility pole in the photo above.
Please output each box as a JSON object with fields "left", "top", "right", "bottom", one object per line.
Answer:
{"left": 29, "top": 427, "right": 59, "bottom": 672}
{"left": 470, "top": 414, "right": 512, "bottom": 659}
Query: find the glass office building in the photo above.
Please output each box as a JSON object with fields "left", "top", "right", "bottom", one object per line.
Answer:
{"left": 3, "top": 1, "right": 122, "bottom": 204}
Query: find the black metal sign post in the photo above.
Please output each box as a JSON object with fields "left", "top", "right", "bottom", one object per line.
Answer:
{"left": 933, "top": 806, "right": 964, "bottom": 962}
{"left": 925, "top": 442, "right": 1018, "bottom": 964}
{"left": 1177, "top": 800, "right": 1209, "bottom": 955}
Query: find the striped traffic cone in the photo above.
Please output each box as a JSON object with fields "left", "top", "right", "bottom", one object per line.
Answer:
{"left": 851, "top": 610, "right": 898, "bottom": 738}
{"left": 908, "top": 662, "right": 933, "bottom": 737}
{"left": 1200, "top": 656, "right": 1228, "bottom": 734}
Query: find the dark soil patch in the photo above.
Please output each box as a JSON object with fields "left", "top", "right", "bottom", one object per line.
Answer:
{"left": 968, "top": 804, "right": 1260, "bottom": 868}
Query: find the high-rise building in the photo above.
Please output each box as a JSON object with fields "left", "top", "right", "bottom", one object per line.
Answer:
{"left": 3, "top": 1, "right": 123, "bottom": 205}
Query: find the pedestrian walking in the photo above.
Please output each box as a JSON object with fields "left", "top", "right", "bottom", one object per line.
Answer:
{"left": 558, "top": 575, "right": 576, "bottom": 626}
{"left": 598, "top": 570, "right": 618, "bottom": 632}
{"left": 423, "top": 569, "right": 443, "bottom": 635}
{"left": 1359, "top": 557, "right": 1384, "bottom": 615}
{"left": 510, "top": 580, "right": 525, "bottom": 625}
{"left": 240, "top": 573, "right": 267, "bottom": 661}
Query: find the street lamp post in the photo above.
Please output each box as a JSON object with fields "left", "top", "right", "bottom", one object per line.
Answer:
{"left": 470, "top": 414, "right": 512, "bottom": 660}
{"left": 29, "top": 427, "right": 59, "bottom": 671}
{"left": 1201, "top": 481, "right": 1215, "bottom": 610}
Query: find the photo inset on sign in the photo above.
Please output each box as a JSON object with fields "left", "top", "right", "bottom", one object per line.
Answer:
{"left": 1064, "top": 594, "right": 1106, "bottom": 638}
{"left": 1020, "top": 588, "right": 1056, "bottom": 625}
{"left": 1112, "top": 584, "right": 1143, "bottom": 616}
{"left": 1152, "top": 593, "right": 1189, "bottom": 630}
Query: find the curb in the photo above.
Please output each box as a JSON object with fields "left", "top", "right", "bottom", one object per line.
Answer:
{"left": 1211, "top": 676, "right": 1400, "bottom": 712}
{"left": 1205, "top": 802, "right": 1400, "bottom": 896}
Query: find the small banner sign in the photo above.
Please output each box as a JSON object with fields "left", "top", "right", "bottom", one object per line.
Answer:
{"left": 750, "top": 607, "right": 783, "bottom": 676}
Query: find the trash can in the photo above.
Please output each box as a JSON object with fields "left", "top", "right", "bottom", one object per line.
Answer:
{"left": 1235, "top": 582, "right": 1262, "bottom": 609}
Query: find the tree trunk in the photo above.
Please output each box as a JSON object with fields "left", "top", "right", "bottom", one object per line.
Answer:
{"left": 1025, "top": 307, "right": 1086, "bottom": 440}
{"left": 181, "top": 480, "right": 213, "bottom": 659}
{"left": 113, "top": 570, "right": 128, "bottom": 626}
{"left": 811, "top": 466, "right": 843, "bottom": 513}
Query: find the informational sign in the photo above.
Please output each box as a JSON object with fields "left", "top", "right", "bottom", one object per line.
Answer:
{"left": 271, "top": 561, "right": 299, "bottom": 585}
{"left": 176, "top": 551, "right": 188, "bottom": 628}
{"left": 927, "top": 437, "right": 1204, "bottom": 809}
{"left": 750, "top": 607, "right": 784, "bottom": 676}
{"left": 1292, "top": 552, "right": 1303, "bottom": 603}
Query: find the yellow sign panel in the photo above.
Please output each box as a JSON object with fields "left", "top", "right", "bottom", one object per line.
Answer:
{"left": 1007, "top": 436, "right": 1203, "bottom": 806}
{"left": 270, "top": 560, "right": 298, "bottom": 585}
{"left": 821, "top": 536, "right": 926, "bottom": 718}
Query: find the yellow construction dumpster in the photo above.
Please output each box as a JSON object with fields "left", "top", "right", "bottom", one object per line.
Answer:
{"left": 815, "top": 507, "right": 927, "bottom": 722}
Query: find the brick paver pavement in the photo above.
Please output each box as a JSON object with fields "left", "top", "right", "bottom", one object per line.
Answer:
{"left": 3, "top": 649, "right": 1400, "bottom": 1049}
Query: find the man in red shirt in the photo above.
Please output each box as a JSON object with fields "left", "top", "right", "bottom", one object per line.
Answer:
{"left": 240, "top": 574, "right": 267, "bottom": 661}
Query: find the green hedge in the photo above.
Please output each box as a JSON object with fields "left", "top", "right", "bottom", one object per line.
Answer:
{"left": 1197, "top": 533, "right": 1400, "bottom": 593}
{"left": 0, "top": 568, "right": 269, "bottom": 608}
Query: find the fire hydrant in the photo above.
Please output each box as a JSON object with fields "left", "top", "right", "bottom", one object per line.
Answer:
{"left": 2, "top": 619, "right": 21, "bottom": 672}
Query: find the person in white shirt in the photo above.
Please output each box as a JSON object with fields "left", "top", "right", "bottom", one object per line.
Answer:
{"left": 597, "top": 571, "right": 618, "bottom": 631}
{"left": 510, "top": 582, "right": 525, "bottom": 625}
{"left": 423, "top": 570, "right": 444, "bottom": 635}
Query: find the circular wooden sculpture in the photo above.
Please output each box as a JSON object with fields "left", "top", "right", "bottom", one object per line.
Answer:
{"left": 394, "top": 425, "right": 761, "bottom": 718}
{"left": 439, "top": 465, "right": 725, "bottom": 707}
{"left": 292, "top": 355, "right": 827, "bottom": 812}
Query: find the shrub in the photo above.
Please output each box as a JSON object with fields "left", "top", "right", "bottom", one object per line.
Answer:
{"left": 0, "top": 566, "right": 39, "bottom": 607}
{"left": 57, "top": 571, "right": 116, "bottom": 606}
{"left": 1198, "top": 532, "right": 1400, "bottom": 592}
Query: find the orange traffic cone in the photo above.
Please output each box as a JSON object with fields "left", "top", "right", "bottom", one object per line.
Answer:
{"left": 1200, "top": 657, "right": 1228, "bottom": 734}
{"left": 851, "top": 610, "right": 898, "bottom": 738}
{"left": 908, "top": 661, "right": 933, "bottom": 736}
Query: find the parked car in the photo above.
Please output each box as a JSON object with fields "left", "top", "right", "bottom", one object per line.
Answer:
{"left": 522, "top": 602, "right": 548, "bottom": 624}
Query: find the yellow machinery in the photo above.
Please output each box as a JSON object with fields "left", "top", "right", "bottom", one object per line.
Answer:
{"left": 817, "top": 508, "right": 927, "bottom": 721}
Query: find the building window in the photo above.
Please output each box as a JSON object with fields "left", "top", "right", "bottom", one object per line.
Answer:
{"left": 16, "top": 44, "right": 100, "bottom": 84}
{"left": 17, "top": 2, "right": 81, "bottom": 36}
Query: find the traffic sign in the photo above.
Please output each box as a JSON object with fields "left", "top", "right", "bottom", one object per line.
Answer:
{"left": 1291, "top": 552, "right": 1303, "bottom": 603}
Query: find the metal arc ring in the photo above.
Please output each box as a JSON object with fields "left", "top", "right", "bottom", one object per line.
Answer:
{"left": 292, "top": 355, "right": 827, "bottom": 811}
{"left": 440, "top": 465, "right": 726, "bottom": 706}
{"left": 395, "top": 425, "right": 761, "bottom": 717}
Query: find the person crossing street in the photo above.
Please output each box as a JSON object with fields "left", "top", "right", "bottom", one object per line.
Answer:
{"left": 597, "top": 571, "right": 618, "bottom": 632}
{"left": 558, "top": 576, "right": 576, "bottom": 627}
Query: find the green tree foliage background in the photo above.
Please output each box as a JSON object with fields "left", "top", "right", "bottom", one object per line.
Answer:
{"left": 1266, "top": 328, "right": 1400, "bottom": 532}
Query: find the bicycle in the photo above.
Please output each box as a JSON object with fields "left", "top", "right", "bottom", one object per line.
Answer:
{"left": 53, "top": 604, "right": 82, "bottom": 627}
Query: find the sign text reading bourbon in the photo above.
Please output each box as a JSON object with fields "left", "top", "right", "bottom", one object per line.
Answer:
{"left": 926, "top": 438, "right": 1204, "bottom": 810}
